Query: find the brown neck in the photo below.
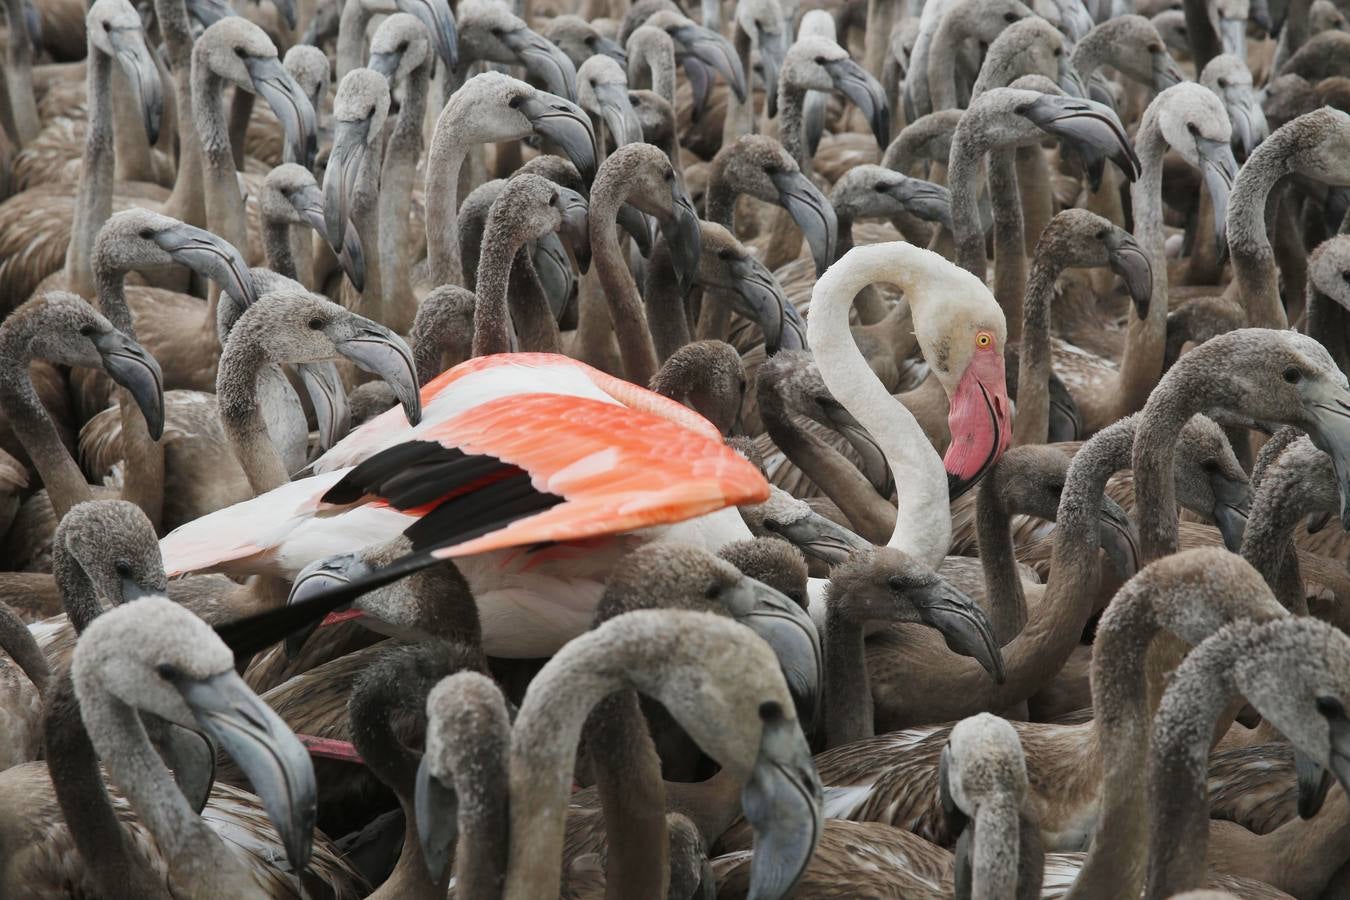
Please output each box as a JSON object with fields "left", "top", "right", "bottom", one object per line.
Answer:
{"left": 507, "top": 254, "right": 562, "bottom": 353}
{"left": 989, "top": 148, "right": 1026, "bottom": 340}
{"left": 1115, "top": 114, "right": 1170, "bottom": 418}
{"left": 642, "top": 241, "right": 692, "bottom": 362}
{"left": 589, "top": 175, "right": 661, "bottom": 385}
{"left": 377, "top": 61, "right": 430, "bottom": 333}
{"left": 158, "top": 0, "right": 205, "bottom": 226}
{"left": 822, "top": 600, "right": 873, "bottom": 746}
{"left": 65, "top": 44, "right": 115, "bottom": 299}
{"left": 215, "top": 328, "right": 290, "bottom": 494}
{"left": 974, "top": 473, "right": 1027, "bottom": 645}
{"left": 192, "top": 58, "right": 248, "bottom": 253}
{"left": 1013, "top": 250, "right": 1061, "bottom": 445}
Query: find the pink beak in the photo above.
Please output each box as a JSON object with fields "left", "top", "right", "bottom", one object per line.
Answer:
{"left": 299, "top": 734, "right": 365, "bottom": 763}
{"left": 943, "top": 350, "right": 1012, "bottom": 499}
{"left": 319, "top": 608, "right": 364, "bottom": 627}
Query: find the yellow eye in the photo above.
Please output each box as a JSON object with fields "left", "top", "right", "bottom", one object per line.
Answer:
{"left": 976, "top": 332, "right": 993, "bottom": 349}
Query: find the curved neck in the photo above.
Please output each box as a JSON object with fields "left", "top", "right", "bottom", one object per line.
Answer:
{"left": 779, "top": 83, "right": 807, "bottom": 171}
{"left": 508, "top": 255, "right": 562, "bottom": 353}
{"left": 192, "top": 57, "right": 248, "bottom": 253}
{"left": 1013, "top": 253, "right": 1061, "bottom": 445}
{"left": 1116, "top": 114, "right": 1171, "bottom": 419}
{"left": 78, "top": 678, "right": 250, "bottom": 892}
{"left": 425, "top": 128, "right": 469, "bottom": 287}
{"left": 377, "top": 62, "right": 429, "bottom": 332}
{"left": 926, "top": 14, "right": 966, "bottom": 112}
{"left": 0, "top": 599, "right": 47, "bottom": 692}
{"left": 0, "top": 323, "right": 93, "bottom": 518}
{"left": 216, "top": 330, "right": 291, "bottom": 494}
{"left": 1230, "top": 137, "right": 1294, "bottom": 329}
{"left": 589, "top": 173, "right": 661, "bottom": 385}
{"left": 1308, "top": 290, "right": 1350, "bottom": 374}
{"left": 473, "top": 210, "right": 535, "bottom": 357}
{"left": 975, "top": 474, "right": 1027, "bottom": 645}
{"left": 336, "top": 0, "right": 371, "bottom": 81}
{"left": 65, "top": 44, "right": 115, "bottom": 300}
{"left": 1144, "top": 640, "right": 1240, "bottom": 898}
{"left": 989, "top": 148, "right": 1026, "bottom": 338}
{"left": 44, "top": 672, "right": 168, "bottom": 899}
{"left": 805, "top": 248, "right": 950, "bottom": 567}
{"left": 1240, "top": 462, "right": 1330, "bottom": 610}
{"left": 94, "top": 260, "right": 165, "bottom": 529}
{"left": 157, "top": 0, "right": 206, "bottom": 226}
{"left": 948, "top": 131, "right": 988, "bottom": 280}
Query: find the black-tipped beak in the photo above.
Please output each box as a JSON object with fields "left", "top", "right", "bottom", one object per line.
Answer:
{"left": 296, "top": 362, "right": 350, "bottom": 455}
{"left": 1296, "top": 749, "right": 1333, "bottom": 818}
{"left": 368, "top": 49, "right": 402, "bottom": 81}
{"left": 502, "top": 26, "right": 578, "bottom": 101}
{"left": 590, "top": 79, "right": 643, "bottom": 147}
{"left": 284, "top": 552, "right": 368, "bottom": 658}
{"left": 1105, "top": 229, "right": 1153, "bottom": 319}
{"left": 763, "top": 511, "right": 871, "bottom": 565}
{"left": 671, "top": 23, "right": 746, "bottom": 102}
{"left": 245, "top": 55, "right": 318, "bottom": 169}
{"left": 1099, "top": 496, "right": 1141, "bottom": 582}
{"left": 740, "top": 704, "right": 821, "bottom": 900}
{"left": 397, "top": 0, "right": 457, "bottom": 71}
{"left": 1301, "top": 381, "right": 1350, "bottom": 529}
{"left": 291, "top": 182, "right": 329, "bottom": 241}
{"left": 339, "top": 221, "right": 367, "bottom": 294}
{"left": 153, "top": 223, "right": 258, "bottom": 308}
{"left": 819, "top": 395, "right": 894, "bottom": 497}
{"left": 271, "top": 0, "right": 297, "bottom": 28}
{"left": 1196, "top": 135, "right": 1237, "bottom": 257}
{"left": 322, "top": 115, "right": 372, "bottom": 250}
{"left": 152, "top": 721, "right": 216, "bottom": 815}
{"left": 1226, "top": 90, "right": 1268, "bottom": 160}
{"left": 532, "top": 233, "right": 578, "bottom": 320}
{"left": 555, "top": 186, "right": 591, "bottom": 273}
{"left": 906, "top": 578, "right": 1006, "bottom": 682}
{"left": 176, "top": 669, "right": 317, "bottom": 870}
{"left": 414, "top": 753, "right": 459, "bottom": 882}
{"left": 518, "top": 92, "right": 598, "bottom": 184}
{"left": 109, "top": 27, "right": 164, "bottom": 146}
{"left": 592, "top": 34, "right": 628, "bottom": 67}
{"left": 1213, "top": 501, "right": 1249, "bottom": 553}
{"left": 723, "top": 254, "right": 805, "bottom": 354}
{"left": 184, "top": 0, "right": 235, "bottom": 28}
{"left": 94, "top": 330, "right": 165, "bottom": 441}
{"left": 824, "top": 57, "right": 889, "bottom": 150}
{"left": 1020, "top": 94, "right": 1140, "bottom": 183}
{"left": 1325, "top": 711, "right": 1350, "bottom": 803}
{"left": 759, "top": 29, "right": 786, "bottom": 118}
{"left": 1152, "top": 50, "right": 1185, "bottom": 91}
{"left": 1058, "top": 57, "right": 1089, "bottom": 100}
{"left": 681, "top": 56, "right": 714, "bottom": 122}
{"left": 890, "top": 177, "right": 954, "bottom": 231}
{"left": 724, "top": 577, "right": 823, "bottom": 727}
{"left": 1250, "top": 0, "right": 1274, "bottom": 34}
{"left": 769, "top": 169, "right": 837, "bottom": 276}
{"left": 336, "top": 324, "right": 422, "bottom": 426}
{"left": 663, "top": 180, "right": 702, "bottom": 299}
{"left": 618, "top": 202, "right": 655, "bottom": 256}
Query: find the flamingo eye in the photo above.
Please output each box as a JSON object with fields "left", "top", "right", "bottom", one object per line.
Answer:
{"left": 976, "top": 332, "right": 993, "bottom": 349}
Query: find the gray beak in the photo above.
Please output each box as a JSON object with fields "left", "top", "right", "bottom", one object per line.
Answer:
{"left": 758, "top": 29, "right": 786, "bottom": 118}
{"left": 1250, "top": 0, "right": 1274, "bottom": 33}
{"left": 291, "top": 182, "right": 329, "bottom": 241}
{"left": 1296, "top": 749, "right": 1334, "bottom": 818}
{"left": 119, "top": 576, "right": 161, "bottom": 605}
{"left": 94, "top": 330, "right": 165, "bottom": 441}
{"left": 21, "top": 0, "right": 40, "bottom": 44}
{"left": 740, "top": 702, "right": 822, "bottom": 900}
{"left": 284, "top": 552, "right": 368, "bottom": 658}
{"left": 1058, "top": 56, "right": 1089, "bottom": 100}
{"left": 518, "top": 92, "right": 598, "bottom": 184}
{"left": 414, "top": 753, "right": 459, "bottom": 882}
{"left": 152, "top": 721, "right": 216, "bottom": 815}
{"left": 501, "top": 26, "right": 579, "bottom": 101}
{"left": 671, "top": 22, "right": 746, "bottom": 102}
{"left": 1104, "top": 228, "right": 1153, "bottom": 319}
{"left": 153, "top": 223, "right": 258, "bottom": 309}
{"left": 618, "top": 202, "right": 655, "bottom": 256}
{"left": 1211, "top": 474, "right": 1251, "bottom": 552}
{"left": 1019, "top": 94, "right": 1140, "bottom": 183}
{"left": 1196, "top": 135, "right": 1237, "bottom": 257}
{"left": 818, "top": 395, "right": 894, "bottom": 497}
{"left": 339, "top": 221, "right": 367, "bottom": 294}
{"left": 368, "top": 48, "right": 402, "bottom": 81}
{"left": 762, "top": 512, "right": 872, "bottom": 565}
{"left": 271, "top": 0, "right": 296, "bottom": 28}
{"left": 397, "top": 0, "right": 458, "bottom": 71}
{"left": 336, "top": 323, "right": 422, "bottom": 426}
{"left": 1048, "top": 371, "right": 1083, "bottom": 441}
{"left": 591, "top": 34, "right": 628, "bottom": 68}
{"left": 591, "top": 80, "right": 643, "bottom": 147}
{"left": 724, "top": 576, "right": 823, "bottom": 727}
{"left": 554, "top": 186, "right": 591, "bottom": 273}
{"left": 322, "top": 115, "right": 372, "bottom": 250}
{"left": 176, "top": 669, "right": 317, "bottom": 871}
{"left": 296, "top": 362, "right": 350, "bottom": 456}
{"left": 682, "top": 56, "right": 714, "bottom": 122}
{"left": 1218, "top": 15, "right": 1247, "bottom": 59}
{"left": 663, "top": 178, "right": 702, "bottom": 298}
{"left": 184, "top": 0, "right": 235, "bottom": 28}
{"left": 824, "top": 57, "right": 889, "bottom": 150}
{"left": 902, "top": 577, "right": 1006, "bottom": 681}
{"left": 1226, "top": 89, "right": 1268, "bottom": 159}
{"left": 802, "top": 89, "right": 828, "bottom": 159}
{"left": 890, "top": 177, "right": 954, "bottom": 231}
{"left": 1300, "top": 380, "right": 1350, "bottom": 528}
{"left": 532, "top": 233, "right": 577, "bottom": 320}
{"left": 769, "top": 169, "right": 837, "bottom": 276}
{"left": 108, "top": 27, "right": 164, "bottom": 146}
{"left": 1099, "top": 495, "right": 1141, "bottom": 582}
{"left": 724, "top": 254, "right": 806, "bottom": 354}
{"left": 244, "top": 55, "right": 318, "bottom": 169}
{"left": 1152, "top": 50, "right": 1186, "bottom": 91}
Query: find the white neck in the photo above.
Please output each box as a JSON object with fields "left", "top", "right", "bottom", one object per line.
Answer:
{"left": 806, "top": 242, "right": 952, "bottom": 568}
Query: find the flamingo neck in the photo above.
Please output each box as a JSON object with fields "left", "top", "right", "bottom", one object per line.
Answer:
{"left": 377, "top": 61, "right": 429, "bottom": 332}
{"left": 192, "top": 61, "right": 248, "bottom": 254}
{"left": 1013, "top": 250, "right": 1062, "bottom": 445}
{"left": 425, "top": 133, "right": 469, "bottom": 287}
{"left": 1116, "top": 112, "right": 1170, "bottom": 418}
{"left": 156, "top": 0, "right": 206, "bottom": 227}
{"left": 1229, "top": 130, "right": 1294, "bottom": 329}
{"left": 806, "top": 244, "right": 950, "bottom": 568}
{"left": 65, "top": 43, "right": 114, "bottom": 300}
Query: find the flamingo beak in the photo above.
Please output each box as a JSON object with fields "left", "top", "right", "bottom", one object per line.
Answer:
{"left": 1099, "top": 496, "right": 1141, "bottom": 581}
{"left": 519, "top": 92, "right": 598, "bottom": 184}
{"left": 108, "top": 25, "right": 163, "bottom": 146}
{"left": 532, "top": 232, "right": 578, "bottom": 320}
{"left": 724, "top": 254, "right": 805, "bottom": 354}
{"left": 244, "top": 54, "right": 318, "bottom": 169}
{"left": 153, "top": 222, "right": 258, "bottom": 308}
{"left": 889, "top": 177, "right": 953, "bottom": 231}
{"left": 396, "top": 0, "right": 457, "bottom": 72}
{"left": 295, "top": 362, "right": 350, "bottom": 456}
{"left": 723, "top": 576, "right": 823, "bottom": 727}
{"left": 322, "top": 115, "right": 371, "bottom": 250}
{"left": 663, "top": 178, "right": 702, "bottom": 298}
{"left": 762, "top": 511, "right": 872, "bottom": 565}
{"left": 1104, "top": 228, "right": 1153, "bottom": 319}
{"left": 501, "top": 25, "right": 579, "bottom": 101}
{"left": 336, "top": 324, "right": 422, "bottom": 426}
{"left": 901, "top": 575, "right": 1005, "bottom": 682}
{"left": 944, "top": 350, "right": 1011, "bottom": 500}
{"left": 94, "top": 330, "right": 165, "bottom": 441}
{"left": 759, "top": 29, "right": 786, "bottom": 118}
{"left": 823, "top": 57, "right": 889, "bottom": 150}
{"left": 769, "top": 169, "right": 837, "bottom": 276}
{"left": 415, "top": 753, "right": 460, "bottom": 882}
{"left": 670, "top": 22, "right": 746, "bottom": 102}
{"left": 741, "top": 703, "right": 821, "bottom": 900}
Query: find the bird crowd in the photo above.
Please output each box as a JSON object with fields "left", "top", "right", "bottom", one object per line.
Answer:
{"left": 1, "top": 0, "right": 1349, "bottom": 895}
